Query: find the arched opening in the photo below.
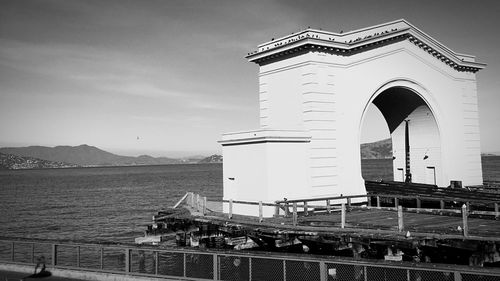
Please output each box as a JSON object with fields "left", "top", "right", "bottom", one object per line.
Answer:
{"left": 360, "top": 105, "right": 393, "bottom": 181}
{"left": 360, "top": 86, "right": 442, "bottom": 185}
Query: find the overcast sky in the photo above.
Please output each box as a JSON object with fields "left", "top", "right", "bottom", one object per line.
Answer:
{"left": 1, "top": 0, "right": 499, "bottom": 157}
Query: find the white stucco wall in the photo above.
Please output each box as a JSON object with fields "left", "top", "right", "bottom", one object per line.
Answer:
{"left": 391, "top": 105, "right": 442, "bottom": 185}
{"left": 220, "top": 130, "right": 310, "bottom": 216}
{"left": 222, "top": 21, "right": 484, "bottom": 215}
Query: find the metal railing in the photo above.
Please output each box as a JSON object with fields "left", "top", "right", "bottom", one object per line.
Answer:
{"left": 1, "top": 238, "right": 500, "bottom": 281}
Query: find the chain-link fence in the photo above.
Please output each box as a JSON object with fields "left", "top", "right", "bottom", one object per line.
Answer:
{"left": 0, "top": 239, "right": 499, "bottom": 281}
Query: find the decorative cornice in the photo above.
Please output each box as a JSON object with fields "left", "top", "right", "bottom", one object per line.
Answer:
{"left": 246, "top": 19, "right": 486, "bottom": 73}
{"left": 219, "top": 129, "right": 311, "bottom": 146}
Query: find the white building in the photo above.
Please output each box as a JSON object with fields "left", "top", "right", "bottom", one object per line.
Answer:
{"left": 220, "top": 19, "right": 485, "bottom": 216}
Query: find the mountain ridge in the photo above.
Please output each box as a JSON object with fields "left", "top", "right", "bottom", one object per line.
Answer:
{"left": 360, "top": 138, "right": 392, "bottom": 159}
{"left": 0, "top": 138, "right": 408, "bottom": 169}
{"left": 0, "top": 152, "right": 79, "bottom": 170}
{"left": 0, "top": 145, "right": 183, "bottom": 167}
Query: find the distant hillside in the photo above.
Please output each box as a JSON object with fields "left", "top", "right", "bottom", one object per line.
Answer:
{"left": 360, "top": 138, "right": 392, "bottom": 159}
{"left": 0, "top": 152, "right": 79, "bottom": 170}
{"left": 198, "top": 154, "right": 223, "bottom": 163}
{"left": 0, "top": 145, "right": 182, "bottom": 167}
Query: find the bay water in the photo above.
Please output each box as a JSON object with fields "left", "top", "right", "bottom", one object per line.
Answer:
{"left": 0, "top": 164, "right": 222, "bottom": 243}
{"left": 1, "top": 157, "right": 498, "bottom": 244}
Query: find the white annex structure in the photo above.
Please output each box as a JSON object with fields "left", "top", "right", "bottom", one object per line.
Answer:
{"left": 220, "top": 19, "right": 485, "bottom": 216}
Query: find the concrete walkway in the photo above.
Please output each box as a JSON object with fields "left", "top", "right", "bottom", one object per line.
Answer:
{"left": 0, "top": 263, "right": 182, "bottom": 281}
{"left": 0, "top": 269, "right": 87, "bottom": 280}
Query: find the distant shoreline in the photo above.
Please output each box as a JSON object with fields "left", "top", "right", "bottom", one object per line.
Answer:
{"left": 0, "top": 162, "right": 223, "bottom": 171}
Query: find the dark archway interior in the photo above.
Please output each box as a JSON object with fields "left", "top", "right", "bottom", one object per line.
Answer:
{"left": 372, "top": 87, "right": 426, "bottom": 133}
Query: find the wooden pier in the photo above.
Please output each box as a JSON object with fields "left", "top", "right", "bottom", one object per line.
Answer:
{"left": 144, "top": 182, "right": 500, "bottom": 267}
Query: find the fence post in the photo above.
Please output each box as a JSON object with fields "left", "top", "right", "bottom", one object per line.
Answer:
{"left": 367, "top": 196, "right": 371, "bottom": 207}
{"left": 274, "top": 204, "right": 280, "bottom": 217}
{"left": 183, "top": 253, "right": 187, "bottom": 277}
{"left": 440, "top": 200, "right": 445, "bottom": 210}
{"left": 347, "top": 198, "right": 352, "bottom": 211}
{"left": 249, "top": 257, "right": 252, "bottom": 281}
{"left": 125, "top": 248, "right": 130, "bottom": 273}
{"left": 52, "top": 244, "right": 57, "bottom": 267}
{"left": 285, "top": 202, "right": 290, "bottom": 217}
{"left": 155, "top": 251, "right": 159, "bottom": 275}
{"left": 326, "top": 200, "right": 331, "bottom": 213}
{"left": 341, "top": 203, "right": 346, "bottom": 228}
{"left": 319, "top": 261, "right": 327, "bottom": 281}
{"left": 213, "top": 253, "right": 218, "bottom": 280}
{"left": 416, "top": 197, "right": 421, "bottom": 213}
{"left": 259, "top": 201, "right": 263, "bottom": 223}
{"left": 282, "top": 260, "right": 286, "bottom": 281}
{"left": 304, "top": 201, "right": 309, "bottom": 216}
{"left": 398, "top": 205, "right": 404, "bottom": 232}
{"left": 229, "top": 199, "right": 233, "bottom": 219}
{"left": 394, "top": 197, "right": 399, "bottom": 208}
{"left": 376, "top": 196, "right": 381, "bottom": 208}
{"left": 462, "top": 204, "right": 468, "bottom": 237}
{"left": 292, "top": 203, "right": 298, "bottom": 226}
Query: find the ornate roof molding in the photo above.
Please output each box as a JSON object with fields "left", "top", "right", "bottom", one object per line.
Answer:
{"left": 246, "top": 19, "right": 486, "bottom": 73}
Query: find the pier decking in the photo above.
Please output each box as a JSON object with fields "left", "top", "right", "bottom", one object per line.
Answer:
{"left": 148, "top": 182, "right": 500, "bottom": 267}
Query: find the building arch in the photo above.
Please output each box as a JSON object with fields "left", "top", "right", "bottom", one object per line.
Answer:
{"left": 359, "top": 79, "right": 444, "bottom": 185}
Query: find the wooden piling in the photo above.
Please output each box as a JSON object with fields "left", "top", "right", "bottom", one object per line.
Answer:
{"left": 304, "top": 201, "right": 309, "bottom": 216}
{"left": 341, "top": 203, "right": 346, "bottom": 228}
{"left": 259, "top": 201, "right": 263, "bottom": 223}
{"left": 376, "top": 196, "right": 381, "bottom": 208}
{"left": 229, "top": 199, "right": 233, "bottom": 219}
{"left": 394, "top": 197, "right": 399, "bottom": 208}
{"left": 326, "top": 199, "right": 331, "bottom": 213}
{"left": 398, "top": 205, "right": 404, "bottom": 232}
{"left": 462, "top": 204, "right": 468, "bottom": 237}
{"left": 416, "top": 197, "right": 421, "bottom": 213}
{"left": 292, "top": 203, "right": 298, "bottom": 226}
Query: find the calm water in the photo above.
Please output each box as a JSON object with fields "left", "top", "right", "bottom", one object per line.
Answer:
{"left": 0, "top": 164, "right": 222, "bottom": 243}
{"left": 1, "top": 157, "right": 498, "bottom": 243}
